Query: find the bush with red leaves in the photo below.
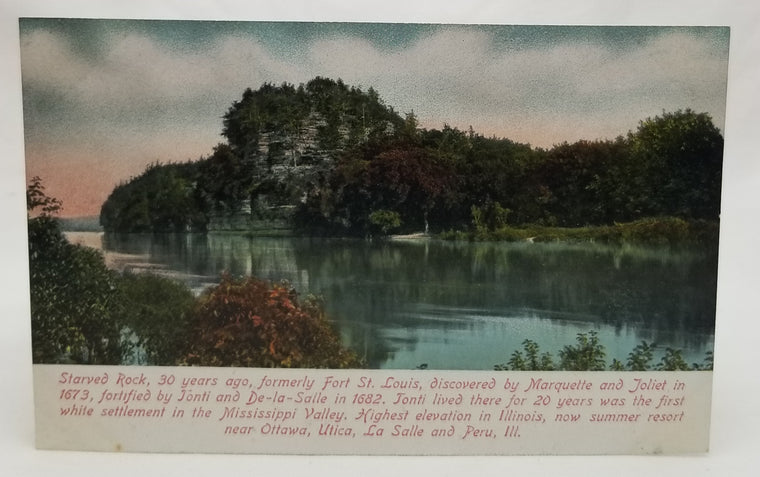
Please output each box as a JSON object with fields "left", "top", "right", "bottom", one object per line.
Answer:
{"left": 182, "top": 274, "right": 361, "bottom": 368}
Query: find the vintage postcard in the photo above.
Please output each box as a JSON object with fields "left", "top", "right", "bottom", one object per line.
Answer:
{"left": 21, "top": 19, "right": 727, "bottom": 454}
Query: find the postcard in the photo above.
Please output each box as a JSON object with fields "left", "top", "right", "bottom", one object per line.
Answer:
{"left": 21, "top": 18, "right": 727, "bottom": 454}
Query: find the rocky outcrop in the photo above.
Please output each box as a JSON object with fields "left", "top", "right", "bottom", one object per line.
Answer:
{"left": 101, "top": 78, "right": 404, "bottom": 234}
{"left": 209, "top": 108, "right": 396, "bottom": 233}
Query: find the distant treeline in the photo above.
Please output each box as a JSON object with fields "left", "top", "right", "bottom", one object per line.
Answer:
{"left": 100, "top": 77, "right": 723, "bottom": 239}
{"left": 59, "top": 216, "right": 102, "bottom": 232}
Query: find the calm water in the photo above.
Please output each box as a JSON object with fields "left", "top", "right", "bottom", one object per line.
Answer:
{"left": 66, "top": 232, "right": 717, "bottom": 370}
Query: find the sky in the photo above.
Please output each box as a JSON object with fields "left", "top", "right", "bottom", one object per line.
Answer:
{"left": 19, "top": 19, "right": 730, "bottom": 217}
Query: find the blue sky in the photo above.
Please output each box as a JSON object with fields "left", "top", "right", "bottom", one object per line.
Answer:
{"left": 19, "top": 19, "right": 729, "bottom": 216}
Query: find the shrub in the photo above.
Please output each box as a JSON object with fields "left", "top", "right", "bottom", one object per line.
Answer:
{"left": 368, "top": 209, "right": 402, "bottom": 236}
{"left": 693, "top": 351, "right": 714, "bottom": 371}
{"left": 655, "top": 348, "right": 690, "bottom": 371}
{"left": 496, "top": 332, "right": 713, "bottom": 371}
{"left": 618, "top": 217, "right": 690, "bottom": 245}
{"left": 116, "top": 273, "right": 196, "bottom": 365}
{"left": 626, "top": 341, "right": 655, "bottom": 371}
{"left": 558, "top": 331, "right": 607, "bottom": 371}
{"left": 182, "top": 274, "right": 361, "bottom": 368}
{"left": 495, "top": 339, "right": 554, "bottom": 371}
{"left": 439, "top": 216, "right": 715, "bottom": 247}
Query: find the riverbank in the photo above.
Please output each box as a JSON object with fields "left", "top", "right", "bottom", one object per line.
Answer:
{"left": 438, "top": 217, "right": 719, "bottom": 247}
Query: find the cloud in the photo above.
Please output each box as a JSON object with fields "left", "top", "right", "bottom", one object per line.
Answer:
{"left": 21, "top": 25, "right": 727, "bottom": 145}
{"left": 20, "top": 23, "right": 728, "bottom": 214}
{"left": 297, "top": 28, "right": 727, "bottom": 144}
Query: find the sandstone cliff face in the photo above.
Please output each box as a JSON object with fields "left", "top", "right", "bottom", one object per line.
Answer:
{"left": 101, "top": 79, "right": 404, "bottom": 234}
{"left": 256, "top": 112, "right": 333, "bottom": 166}
{"left": 209, "top": 111, "right": 396, "bottom": 233}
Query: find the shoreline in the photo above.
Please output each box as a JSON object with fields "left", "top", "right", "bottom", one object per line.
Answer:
{"left": 69, "top": 216, "right": 719, "bottom": 249}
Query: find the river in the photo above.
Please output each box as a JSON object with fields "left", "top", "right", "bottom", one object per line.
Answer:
{"left": 65, "top": 232, "right": 716, "bottom": 370}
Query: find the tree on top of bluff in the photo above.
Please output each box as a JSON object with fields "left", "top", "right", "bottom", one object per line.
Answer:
{"left": 221, "top": 77, "right": 404, "bottom": 155}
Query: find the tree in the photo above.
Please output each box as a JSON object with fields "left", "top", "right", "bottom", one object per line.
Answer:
{"left": 537, "top": 139, "right": 628, "bottom": 225}
{"left": 628, "top": 109, "right": 723, "bottom": 220}
{"left": 197, "top": 143, "right": 255, "bottom": 214}
{"left": 365, "top": 147, "right": 453, "bottom": 234}
{"left": 100, "top": 162, "right": 203, "bottom": 232}
{"left": 471, "top": 200, "right": 511, "bottom": 233}
{"left": 27, "top": 176, "right": 62, "bottom": 217}
{"left": 29, "top": 178, "right": 125, "bottom": 364}
{"left": 222, "top": 78, "right": 403, "bottom": 157}
{"left": 400, "top": 111, "right": 420, "bottom": 144}
{"left": 459, "top": 134, "right": 536, "bottom": 226}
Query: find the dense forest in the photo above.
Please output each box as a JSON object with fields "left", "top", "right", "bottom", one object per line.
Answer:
{"left": 100, "top": 77, "right": 723, "bottom": 241}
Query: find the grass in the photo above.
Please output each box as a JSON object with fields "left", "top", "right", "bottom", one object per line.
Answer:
{"left": 439, "top": 217, "right": 719, "bottom": 247}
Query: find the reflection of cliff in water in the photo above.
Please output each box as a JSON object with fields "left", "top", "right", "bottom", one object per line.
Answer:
{"left": 96, "top": 233, "right": 716, "bottom": 369}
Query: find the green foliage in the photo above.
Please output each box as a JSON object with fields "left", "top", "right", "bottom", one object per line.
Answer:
{"left": 472, "top": 201, "right": 511, "bottom": 234}
{"left": 496, "top": 332, "right": 713, "bottom": 371}
{"left": 182, "top": 275, "right": 361, "bottom": 368}
{"left": 221, "top": 82, "right": 310, "bottom": 156}
{"left": 103, "top": 77, "right": 723, "bottom": 243}
{"left": 365, "top": 147, "right": 452, "bottom": 233}
{"left": 495, "top": 339, "right": 554, "bottom": 371}
{"left": 400, "top": 111, "right": 420, "bottom": 143}
{"left": 439, "top": 217, "right": 715, "bottom": 248}
{"left": 196, "top": 143, "right": 255, "bottom": 214}
{"left": 368, "top": 209, "right": 402, "bottom": 236}
{"left": 100, "top": 161, "right": 203, "bottom": 232}
{"left": 27, "top": 176, "right": 62, "bottom": 216}
{"left": 626, "top": 341, "right": 655, "bottom": 371}
{"left": 116, "top": 273, "right": 196, "bottom": 365}
{"left": 309, "top": 108, "right": 721, "bottom": 237}
{"left": 609, "top": 359, "right": 626, "bottom": 371}
{"left": 693, "top": 351, "right": 714, "bottom": 371}
{"left": 222, "top": 77, "right": 403, "bottom": 155}
{"left": 34, "top": 177, "right": 363, "bottom": 368}
{"left": 29, "top": 178, "right": 125, "bottom": 364}
{"left": 559, "top": 331, "right": 607, "bottom": 371}
{"left": 104, "top": 78, "right": 408, "bottom": 233}
{"left": 437, "top": 229, "right": 471, "bottom": 241}
{"left": 532, "top": 139, "right": 629, "bottom": 225}
{"left": 299, "top": 145, "right": 454, "bottom": 235}
{"left": 628, "top": 109, "right": 723, "bottom": 220}
{"left": 618, "top": 217, "right": 689, "bottom": 246}
{"left": 655, "top": 348, "right": 691, "bottom": 371}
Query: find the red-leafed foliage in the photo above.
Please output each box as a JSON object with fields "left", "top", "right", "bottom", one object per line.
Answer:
{"left": 182, "top": 274, "right": 361, "bottom": 368}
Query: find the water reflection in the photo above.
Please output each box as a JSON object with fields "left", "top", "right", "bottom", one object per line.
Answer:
{"left": 70, "top": 232, "right": 716, "bottom": 369}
